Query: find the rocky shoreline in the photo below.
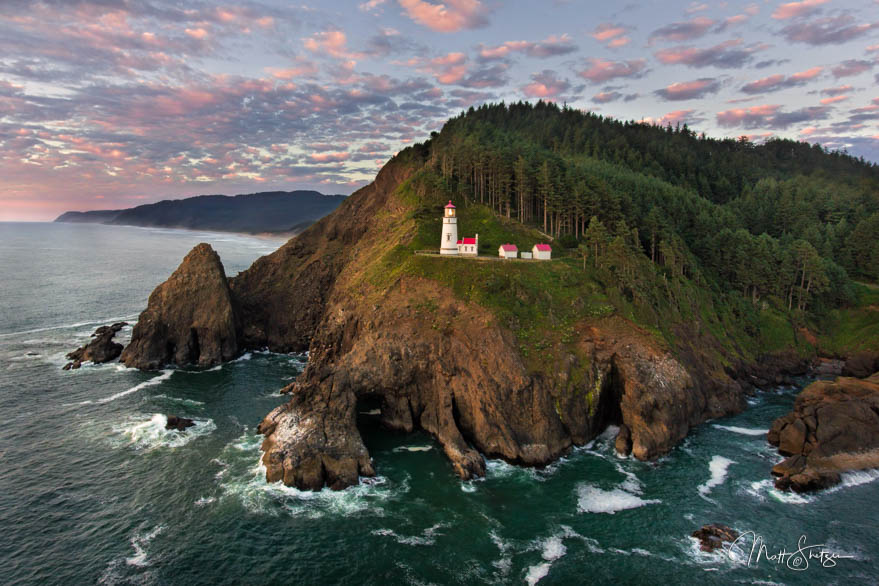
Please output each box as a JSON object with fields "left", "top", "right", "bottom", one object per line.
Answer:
{"left": 768, "top": 371, "right": 879, "bottom": 492}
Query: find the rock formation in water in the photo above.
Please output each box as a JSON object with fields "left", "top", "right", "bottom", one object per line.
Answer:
{"left": 63, "top": 322, "right": 127, "bottom": 370}
{"left": 692, "top": 524, "right": 739, "bottom": 552}
{"left": 120, "top": 243, "right": 238, "bottom": 369}
{"left": 768, "top": 372, "right": 879, "bottom": 492}
{"left": 166, "top": 415, "right": 195, "bottom": 431}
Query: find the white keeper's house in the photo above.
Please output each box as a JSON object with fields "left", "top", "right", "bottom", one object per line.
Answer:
{"left": 532, "top": 243, "right": 552, "bottom": 260}
{"left": 499, "top": 244, "right": 518, "bottom": 259}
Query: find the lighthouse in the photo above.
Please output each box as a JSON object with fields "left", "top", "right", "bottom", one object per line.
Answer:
{"left": 440, "top": 200, "right": 459, "bottom": 255}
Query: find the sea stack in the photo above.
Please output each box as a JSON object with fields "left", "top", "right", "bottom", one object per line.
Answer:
{"left": 121, "top": 243, "right": 238, "bottom": 370}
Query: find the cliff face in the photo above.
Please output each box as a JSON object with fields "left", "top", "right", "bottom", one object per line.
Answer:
{"left": 122, "top": 154, "right": 749, "bottom": 490}
{"left": 121, "top": 243, "right": 238, "bottom": 369}
{"left": 768, "top": 372, "right": 879, "bottom": 492}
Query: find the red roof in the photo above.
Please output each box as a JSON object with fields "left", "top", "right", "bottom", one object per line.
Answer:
{"left": 461, "top": 237, "right": 476, "bottom": 245}
{"left": 500, "top": 244, "right": 518, "bottom": 252}
{"left": 456, "top": 240, "right": 462, "bottom": 244}
{"left": 445, "top": 200, "right": 456, "bottom": 208}
{"left": 534, "top": 244, "right": 552, "bottom": 251}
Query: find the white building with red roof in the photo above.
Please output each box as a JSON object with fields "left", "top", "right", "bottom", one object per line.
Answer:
{"left": 499, "top": 244, "right": 518, "bottom": 259}
{"left": 532, "top": 243, "right": 552, "bottom": 260}
{"left": 457, "top": 234, "right": 478, "bottom": 256}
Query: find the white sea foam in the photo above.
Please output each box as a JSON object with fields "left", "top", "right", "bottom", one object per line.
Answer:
{"left": 525, "top": 562, "right": 551, "bottom": 585}
{"left": 151, "top": 394, "right": 205, "bottom": 407}
{"left": 713, "top": 425, "right": 769, "bottom": 436}
{"left": 0, "top": 314, "right": 138, "bottom": 339}
{"left": 195, "top": 496, "right": 216, "bottom": 507}
{"left": 576, "top": 484, "right": 660, "bottom": 514}
{"left": 698, "top": 456, "right": 736, "bottom": 497}
{"left": 360, "top": 409, "right": 381, "bottom": 416}
{"left": 113, "top": 414, "right": 215, "bottom": 450}
{"left": 126, "top": 525, "right": 164, "bottom": 567}
{"left": 743, "top": 479, "right": 811, "bottom": 504}
{"left": 371, "top": 522, "right": 449, "bottom": 546}
{"left": 218, "top": 433, "right": 403, "bottom": 518}
{"left": 392, "top": 445, "right": 432, "bottom": 453}
{"left": 615, "top": 462, "right": 643, "bottom": 494}
{"left": 79, "top": 369, "right": 174, "bottom": 405}
{"left": 523, "top": 526, "right": 601, "bottom": 585}
{"left": 833, "top": 468, "right": 879, "bottom": 490}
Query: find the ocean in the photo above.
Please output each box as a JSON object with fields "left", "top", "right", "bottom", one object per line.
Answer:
{"left": 0, "top": 222, "right": 876, "bottom": 585}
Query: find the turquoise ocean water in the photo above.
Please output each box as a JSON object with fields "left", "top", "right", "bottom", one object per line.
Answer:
{"left": 0, "top": 222, "right": 876, "bottom": 585}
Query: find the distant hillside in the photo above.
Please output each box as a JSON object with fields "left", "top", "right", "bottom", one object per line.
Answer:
{"left": 55, "top": 190, "right": 347, "bottom": 234}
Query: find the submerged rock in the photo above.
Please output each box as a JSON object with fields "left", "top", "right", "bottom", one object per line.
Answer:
{"left": 692, "top": 524, "right": 739, "bottom": 552}
{"left": 121, "top": 243, "right": 238, "bottom": 370}
{"left": 63, "top": 322, "right": 127, "bottom": 370}
{"left": 165, "top": 415, "right": 195, "bottom": 431}
{"left": 768, "top": 371, "right": 879, "bottom": 492}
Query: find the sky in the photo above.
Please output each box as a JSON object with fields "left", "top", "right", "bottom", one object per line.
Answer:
{"left": 1, "top": 0, "right": 878, "bottom": 221}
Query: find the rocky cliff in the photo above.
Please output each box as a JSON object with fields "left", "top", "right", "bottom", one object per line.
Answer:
{"left": 121, "top": 243, "right": 238, "bottom": 369}
{"left": 768, "top": 372, "right": 879, "bottom": 492}
{"left": 121, "top": 152, "right": 755, "bottom": 490}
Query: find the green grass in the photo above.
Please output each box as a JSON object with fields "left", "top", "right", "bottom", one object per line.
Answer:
{"left": 819, "top": 283, "right": 879, "bottom": 354}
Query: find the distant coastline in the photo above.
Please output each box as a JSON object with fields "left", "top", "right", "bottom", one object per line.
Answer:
{"left": 55, "top": 189, "right": 346, "bottom": 235}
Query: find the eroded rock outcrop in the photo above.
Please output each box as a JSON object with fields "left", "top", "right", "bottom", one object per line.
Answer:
{"left": 768, "top": 372, "right": 879, "bottom": 492}
{"left": 692, "top": 524, "right": 739, "bottom": 553}
{"left": 121, "top": 243, "right": 238, "bottom": 369}
{"left": 257, "top": 276, "right": 746, "bottom": 491}
{"left": 63, "top": 322, "right": 127, "bottom": 369}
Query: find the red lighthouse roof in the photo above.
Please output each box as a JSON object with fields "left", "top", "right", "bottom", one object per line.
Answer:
{"left": 445, "top": 200, "right": 455, "bottom": 208}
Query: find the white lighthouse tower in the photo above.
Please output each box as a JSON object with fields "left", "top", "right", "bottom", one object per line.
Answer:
{"left": 440, "top": 200, "right": 459, "bottom": 255}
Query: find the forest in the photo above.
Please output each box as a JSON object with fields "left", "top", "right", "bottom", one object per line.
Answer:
{"left": 410, "top": 101, "right": 879, "bottom": 317}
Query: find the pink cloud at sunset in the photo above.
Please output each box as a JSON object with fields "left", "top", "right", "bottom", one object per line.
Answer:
{"left": 1, "top": 0, "right": 878, "bottom": 221}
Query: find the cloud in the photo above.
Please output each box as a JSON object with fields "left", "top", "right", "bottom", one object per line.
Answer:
{"left": 781, "top": 14, "right": 879, "bottom": 45}
{"left": 741, "top": 66, "right": 823, "bottom": 94}
{"left": 831, "top": 59, "right": 874, "bottom": 78}
{"left": 649, "top": 17, "right": 715, "bottom": 44}
{"left": 820, "top": 84, "right": 853, "bottom": 96}
{"left": 655, "top": 39, "right": 766, "bottom": 68}
{"left": 819, "top": 95, "right": 849, "bottom": 105}
{"left": 655, "top": 78, "right": 722, "bottom": 100}
{"left": 478, "top": 34, "right": 577, "bottom": 60}
{"left": 522, "top": 70, "right": 571, "bottom": 99}
{"left": 577, "top": 58, "right": 647, "bottom": 83}
{"left": 421, "top": 52, "right": 469, "bottom": 83}
{"left": 592, "top": 91, "right": 621, "bottom": 103}
{"left": 771, "top": 0, "right": 828, "bottom": 20}
{"left": 590, "top": 23, "right": 630, "bottom": 48}
{"left": 359, "top": 0, "right": 387, "bottom": 11}
{"left": 308, "top": 151, "right": 349, "bottom": 163}
{"left": 640, "top": 109, "right": 703, "bottom": 126}
{"left": 304, "top": 31, "right": 363, "bottom": 61}
{"left": 716, "top": 104, "right": 831, "bottom": 129}
{"left": 397, "top": 0, "right": 489, "bottom": 32}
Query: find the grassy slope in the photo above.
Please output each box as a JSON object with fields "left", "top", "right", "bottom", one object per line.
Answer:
{"left": 819, "top": 283, "right": 879, "bottom": 354}
{"left": 350, "top": 151, "right": 877, "bottom": 383}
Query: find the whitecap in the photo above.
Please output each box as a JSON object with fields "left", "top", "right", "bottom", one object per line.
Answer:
{"left": 371, "top": 523, "right": 449, "bottom": 546}
{"left": 217, "top": 433, "right": 403, "bottom": 518}
{"left": 126, "top": 525, "right": 164, "bottom": 567}
{"left": 832, "top": 468, "right": 879, "bottom": 490}
{"left": 195, "top": 497, "right": 216, "bottom": 507}
{"left": 81, "top": 369, "right": 174, "bottom": 405}
{"left": 576, "top": 484, "right": 660, "bottom": 514}
{"left": 615, "top": 462, "right": 643, "bottom": 494}
{"left": 151, "top": 394, "right": 205, "bottom": 407}
{"left": 698, "top": 456, "right": 735, "bottom": 497}
{"left": 392, "top": 445, "right": 432, "bottom": 453}
{"left": 112, "top": 414, "right": 215, "bottom": 450}
{"left": 743, "top": 479, "right": 811, "bottom": 504}
{"left": 525, "top": 562, "right": 551, "bottom": 585}
{"left": 713, "top": 425, "right": 768, "bottom": 437}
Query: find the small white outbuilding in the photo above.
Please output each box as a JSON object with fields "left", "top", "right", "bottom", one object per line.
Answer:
{"left": 532, "top": 243, "right": 552, "bottom": 260}
{"left": 499, "top": 244, "right": 518, "bottom": 259}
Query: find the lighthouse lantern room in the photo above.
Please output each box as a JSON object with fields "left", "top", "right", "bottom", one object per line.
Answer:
{"left": 440, "top": 200, "right": 459, "bottom": 255}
